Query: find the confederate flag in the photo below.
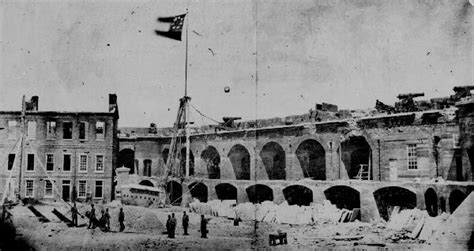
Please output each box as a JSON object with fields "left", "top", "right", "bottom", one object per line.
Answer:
{"left": 155, "top": 14, "right": 186, "bottom": 41}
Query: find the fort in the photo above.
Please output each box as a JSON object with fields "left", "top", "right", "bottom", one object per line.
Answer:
{"left": 116, "top": 87, "right": 474, "bottom": 222}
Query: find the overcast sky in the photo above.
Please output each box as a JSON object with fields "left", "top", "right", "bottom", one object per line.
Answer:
{"left": 0, "top": 0, "right": 472, "bottom": 127}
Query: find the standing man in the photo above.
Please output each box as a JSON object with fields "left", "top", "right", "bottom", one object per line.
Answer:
{"left": 104, "top": 208, "right": 111, "bottom": 231}
{"left": 71, "top": 202, "right": 78, "bottom": 227}
{"left": 200, "top": 215, "right": 209, "bottom": 238}
{"left": 170, "top": 213, "right": 177, "bottom": 238}
{"left": 87, "top": 204, "right": 96, "bottom": 229}
{"left": 166, "top": 215, "right": 172, "bottom": 238}
{"left": 182, "top": 211, "right": 189, "bottom": 235}
{"left": 118, "top": 207, "right": 125, "bottom": 232}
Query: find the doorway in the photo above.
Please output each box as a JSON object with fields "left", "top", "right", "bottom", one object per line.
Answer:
{"left": 62, "top": 180, "right": 71, "bottom": 201}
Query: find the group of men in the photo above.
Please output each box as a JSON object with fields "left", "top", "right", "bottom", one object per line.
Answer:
{"left": 70, "top": 203, "right": 125, "bottom": 232}
{"left": 166, "top": 211, "right": 209, "bottom": 238}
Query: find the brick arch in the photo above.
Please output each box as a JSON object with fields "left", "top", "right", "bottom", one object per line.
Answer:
{"left": 424, "top": 187, "right": 438, "bottom": 217}
{"left": 292, "top": 135, "right": 330, "bottom": 153}
{"left": 228, "top": 144, "right": 251, "bottom": 180}
{"left": 373, "top": 186, "right": 417, "bottom": 221}
{"left": 246, "top": 184, "right": 273, "bottom": 203}
{"left": 324, "top": 185, "right": 360, "bottom": 210}
{"left": 295, "top": 139, "right": 326, "bottom": 180}
{"left": 201, "top": 145, "right": 221, "bottom": 179}
{"left": 283, "top": 185, "right": 313, "bottom": 206}
{"left": 339, "top": 135, "right": 373, "bottom": 179}
{"left": 259, "top": 141, "right": 286, "bottom": 180}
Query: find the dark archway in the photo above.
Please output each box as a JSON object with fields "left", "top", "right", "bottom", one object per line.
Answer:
{"left": 341, "top": 136, "right": 372, "bottom": 179}
{"left": 189, "top": 182, "right": 208, "bottom": 203}
{"left": 449, "top": 189, "right": 467, "bottom": 213}
{"left": 424, "top": 188, "right": 438, "bottom": 217}
{"left": 373, "top": 186, "right": 416, "bottom": 221}
{"left": 201, "top": 146, "right": 221, "bottom": 179}
{"left": 228, "top": 144, "right": 251, "bottom": 180}
{"left": 143, "top": 159, "right": 152, "bottom": 177}
{"left": 324, "top": 186, "right": 360, "bottom": 211}
{"left": 260, "top": 142, "right": 286, "bottom": 180}
{"left": 296, "top": 139, "right": 326, "bottom": 180}
{"left": 215, "top": 183, "right": 238, "bottom": 201}
{"left": 139, "top": 180, "right": 154, "bottom": 187}
{"left": 166, "top": 181, "right": 182, "bottom": 206}
{"left": 118, "top": 149, "right": 135, "bottom": 174}
{"left": 283, "top": 185, "right": 313, "bottom": 206}
{"left": 179, "top": 147, "right": 194, "bottom": 176}
{"left": 162, "top": 149, "right": 169, "bottom": 165}
{"left": 246, "top": 184, "right": 273, "bottom": 204}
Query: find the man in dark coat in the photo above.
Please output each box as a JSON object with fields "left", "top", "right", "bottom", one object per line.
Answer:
{"left": 118, "top": 208, "right": 125, "bottom": 232}
{"left": 182, "top": 211, "right": 189, "bottom": 235}
{"left": 71, "top": 202, "right": 78, "bottom": 227}
{"left": 166, "top": 215, "right": 172, "bottom": 238}
{"left": 200, "top": 214, "right": 209, "bottom": 238}
{"left": 170, "top": 213, "right": 177, "bottom": 238}
{"left": 87, "top": 204, "right": 96, "bottom": 229}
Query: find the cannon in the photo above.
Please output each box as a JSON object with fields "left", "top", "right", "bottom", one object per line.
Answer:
{"left": 395, "top": 93, "right": 425, "bottom": 113}
{"left": 397, "top": 93, "right": 425, "bottom": 100}
{"left": 214, "top": 117, "right": 242, "bottom": 132}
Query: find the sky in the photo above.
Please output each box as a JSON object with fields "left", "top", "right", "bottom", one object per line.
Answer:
{"left": 0, "top": 0, "right": 472, "bottom": 127}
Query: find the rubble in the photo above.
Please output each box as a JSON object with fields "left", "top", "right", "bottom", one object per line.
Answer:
{"left": 189, "top": 199, "right": 358, "bottom": 225}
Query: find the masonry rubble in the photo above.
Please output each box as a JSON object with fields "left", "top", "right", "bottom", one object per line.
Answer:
{"left": 189, "top": 199, "right": 358, "bottom": 225}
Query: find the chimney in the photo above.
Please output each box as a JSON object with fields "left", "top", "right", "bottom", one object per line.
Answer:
{"left": 31, "top": 96, "right": 38, "bottom": 111}
{"left": 25, "top": 96, "right": 39, "bottom": 111}
{"left": 109, "top": 94, "right": 117, "bottom": 112}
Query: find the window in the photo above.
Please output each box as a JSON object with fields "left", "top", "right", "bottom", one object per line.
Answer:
{"left": 8, "top": 154, "right": 15, "bottom": 170}
{"left": 79, "top": 154, "right": 88, "bottom": 172}
{"left": 46, "top": 154, "right": 54, "bottom": 172}
{"left": 94, "top": 180, "right": 103, "bottom": 198}
{"left": 96, "top": 122, "right": 105, "bottom": 140}
{"left": 453, "top": 134, "right": 460, "bottom": 148}
{"left": 8, "top": 120, "right": 17, "bottom": 139}
{"left": 27, "top": 121, "right": 36, "bottom": 140}
{"left": 144, "top": 159, "right": 152, "bottom": 177}
{"left": 25, "top": 180, "right": 34, "bottom": 197}
{"left": 27, "top": 154, "right": 34, "bottom": 171}
{"left": 63, "top": 122, "right": 73, "bottom": 139}
{"left": 407, "top": 144, "right": 418, "bottom": 170}
{"left": 79, "top": 122, "right": 88, "bottom": 140}
{"left": 63, "top": 154, "right": 71, "bottom": 171}
{"left": 95, "top": 155, "right": 104, "bottom": 172}
{"left": 78, "top": 180, "right": 87, "bottom": 198}
{"left": 46, "top": 121, "right": 56, "bottom": 139}
{"left": 45, "top": 180, "right": 53, "bottom": 198}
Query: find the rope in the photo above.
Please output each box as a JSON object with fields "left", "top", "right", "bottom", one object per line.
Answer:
{"left": 24, "top": 137, "right": 76, "bottom": 212}
{"left": 168, "top": 178, "right": 204, "bottom": 205}
{"left": 0, "top": 138, "right": 22, "bottom": 204}
{"left": 189, "top": 104, "right": 220, "bottom": 124}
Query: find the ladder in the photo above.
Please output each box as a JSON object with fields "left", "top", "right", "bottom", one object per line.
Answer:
{"left": 356, "top": 164, "right": 370, "bottom": 180}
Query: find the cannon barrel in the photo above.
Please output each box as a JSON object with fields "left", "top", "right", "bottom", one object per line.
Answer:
{"left": 397, "top": 93, "right": 425, "bottom": 99}
{"left": 223, "top": 117, "right": 242, "bottom": 121}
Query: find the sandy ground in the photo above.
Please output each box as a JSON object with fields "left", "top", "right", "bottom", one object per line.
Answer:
{"left": 2, "top": 202, "right": 458, "bottom": 250}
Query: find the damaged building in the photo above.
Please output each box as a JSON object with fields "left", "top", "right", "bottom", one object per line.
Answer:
{"left": 117, "top": 87, "right": 474, "bottom": 222}
{"left": 0, "top": 95, "right": 119, "bottom": 202}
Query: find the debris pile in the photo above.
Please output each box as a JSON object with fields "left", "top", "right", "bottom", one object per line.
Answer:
{"left": 386, "top": 207, "right": 449, "bottom": 242}
{"left": 190, "top": 200, "right": 359, "bottom": 225}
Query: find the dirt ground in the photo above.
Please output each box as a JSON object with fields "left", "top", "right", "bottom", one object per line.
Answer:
{"left": 2, "top": 201, "right": 455, "bottom": 250}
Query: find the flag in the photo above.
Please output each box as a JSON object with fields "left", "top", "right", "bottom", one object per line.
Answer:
{"left": 155, "top": 14, "right": 186, "bottom": 41}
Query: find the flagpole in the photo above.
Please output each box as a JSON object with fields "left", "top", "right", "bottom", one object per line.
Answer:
{"left": 184, "top": 8, "right": 190, "bottom": 178}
